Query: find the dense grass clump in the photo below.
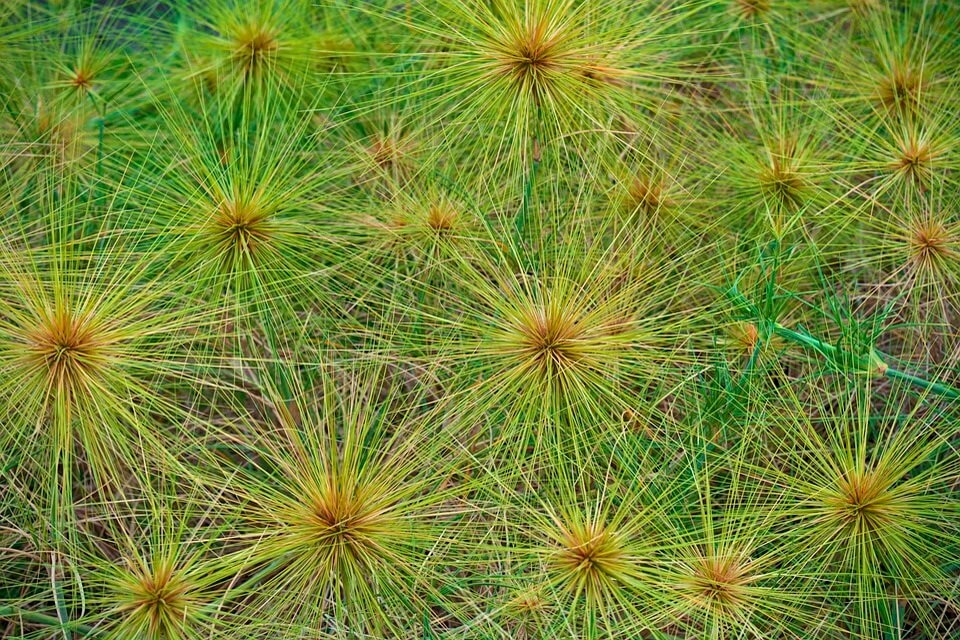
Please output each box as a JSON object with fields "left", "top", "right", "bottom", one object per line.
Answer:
{"left": 1, "top": 1, "right": 959, "bottom": 638}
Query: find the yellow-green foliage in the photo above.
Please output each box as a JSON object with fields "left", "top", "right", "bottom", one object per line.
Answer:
{"left": 1, "top": 1, "right": 958, "bottom": 639}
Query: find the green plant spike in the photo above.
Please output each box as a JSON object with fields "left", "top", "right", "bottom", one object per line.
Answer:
{"left": 727, "top": 285, "right": 960, "bottom": 401}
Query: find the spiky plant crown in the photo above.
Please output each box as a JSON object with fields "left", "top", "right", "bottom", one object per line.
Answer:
{"left": 0, "top": 186, "right": 224, "bottom": 525}
{"left": 424, "top": 205, "right": 713, "bottom": 456}
{"left": 473, "top": 463, "right": 664, "bottom": 637}
{"left": 388, "top": 0, "right": 714, "bottom": 182}
{"left": 731, "top": 376, "right": 960, "bottom": 638}
{"left": 3, "top": 1, "right": 960, "bottom": 639}
{"left": 65, "top": 480, "right": 237, "bottom": 640}
{"left": 194, "top": 361, "right": 472, "bottom": 636}
{"left": 173, "top": 0, "right": 321, "bottom": 105}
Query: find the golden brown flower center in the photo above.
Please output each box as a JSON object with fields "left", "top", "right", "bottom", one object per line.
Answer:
{"left": 512, "top": 591, "right": 546, "bottom": 613}
{"left": 879, "top": 65, "right": 925, "bottom": 109}
{"left": 213, "top": 198, "right": 273, "bottom": 252}
{"left": 26, "top": 311, "right": 106, "bottom": 387}
{"left": 426, "top": 202, "right": 457, "bottom": 231}
{"left": 759, "top": 148, "right": 804, "bottom": 206}
{"left": 628, "top": 176, "right": 670, "bottom": 214}
{"left": 908, "top": 219, "right": 952, "bottom": 266}
{"left": 233, "top": 23, "right": 279, "bottom": 73}
{"left": 894, "top": 138, "right": 937, "bottom": 184}
{"left": 305, "top": 486, "right": 388, "bottom": 555}
{"left": 826, "top": 470, "right": 897, "bottom": 532}
{"left": 505, "top": 21, "right": 559, "bottom": 77}
{"left": 368, "top": 132, "right": 416, "bottom": 173}
{"left": 312, "top": 501, "right": 361, "bottom": 541}
{"left": 729, "top": 321, "right": 760, "bottom": 352}
{"left": 756, "top": 136, "right": 806, "bottom": 207}
{"left": 688, "top": 554, "right": 753, "bottom": 611}
{"left": 70, "top": 68, "right": 93, "bottom": 90}
{"left": 121, "top": 564, "right": 193, "bottom": 635}
{"left": 555, "top": 523, "right": 624, "bottom": 581}
{"left": 247, "top": 32, "right": 278, "bottom": 54}
{"left": 517, "top": 306, "right": 584, "bottom": 371}
{"left": 735, "top": 0, "right": 771, "bottom": 17}
{"left": 489, "top": 17, "right": 570, "bottom": 104}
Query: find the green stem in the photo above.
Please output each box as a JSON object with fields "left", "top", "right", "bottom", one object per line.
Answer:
{"left": 517, "top": 135, "right": 540, "bottom": 239}
{"left": 516, "top": 99, "right": 544, "bottom": 243}
{"left": 885, "top": 367, "right": 960, "bottom": 400}
{"left": 772, "top": 324, "right": 835, "bottom": 356}
{"left": 728, "top": 287, "right": 960, "bottom": 401}
{"left": 0, "top": 606, "right": 95, "bottom": 636}
{"left": 771, "top": 322, "right": 959, "bottom": 400}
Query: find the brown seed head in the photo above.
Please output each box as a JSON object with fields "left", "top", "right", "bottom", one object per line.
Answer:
{"left": 907, "top": 217, "right": 954, "bottom": 273}
{"left": 299, "top": 479, "right": 394, "bottom": 568}
{"left": 824, "top": 468, "right": 899, "bottom": 534}
{"left": 118, "top": 560, "right": 195, "bottom": 638}
{"left": 232, "top": 21, "right": 279, "bottom": 76}
{"left": 628, "top": 175, "right": 673, "bottom": 215}
{"left": 734, "top": 0, "right": 771, "bottom": 18}
{"left": 553, "top": 520, "right": 628, "bottom": 600}
{"left": 367, "top": 128, "right": 417, "bottom": 178}
{"left": 25, "top": 307, "right": 111, "bottom": 397}
{"left": 878, "top": 63, "right": 925, "bottom": 110}
{"left": 211, "top": 196, "right": 274, "bottom": 263}
{"left": 515, "top": 304, "right": 586, "bottom": 373}
{"left": 893, "top": 136, "right": 936, "bottom": 184}
{"left": 684, "top": 551, "right": 755, "bottom": 615}
{"left": 728, "top": 321, "right": 760, "bottom": 353}
{"left": 426, "top": 200, "right": 457, "bottom": 232}
{"left": 498, "top": 17, "right": 561, "bottom": 79}
{"left": 70, "top": 67, "right": 93, "bottom": 91}
{"left": 758, "top": 137, "right": 806, "bottom": 209}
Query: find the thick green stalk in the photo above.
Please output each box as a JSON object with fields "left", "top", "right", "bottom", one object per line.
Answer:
{"left": 728, "top": 287, "right": 960, "bottom": 400}
{"left": 771, "top": 323, "right": 959, "bottom": 400}
{"left": 517, "top": 135, "right": 541, "bottom": 239}
{"left": 0, "top": 606, "right": 95, "bottom": 636}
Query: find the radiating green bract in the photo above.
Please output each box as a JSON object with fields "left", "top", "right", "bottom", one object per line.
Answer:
{"left": 1, "top": 1, "right": 958, "bottom": 639}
